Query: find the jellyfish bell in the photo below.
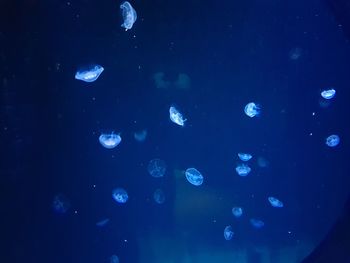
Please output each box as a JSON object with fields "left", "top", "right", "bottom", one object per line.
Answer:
{"left": 244, "top": 102, "right": 261, "bottom": 118}
{"left": 99, "top": 132, "right": 122, "bottom": 149}
{"left": 169, "top": 105, "right": 187, "bottom": 126}
{"left": 75, "top": 64, "right": 104, "bottom": 82}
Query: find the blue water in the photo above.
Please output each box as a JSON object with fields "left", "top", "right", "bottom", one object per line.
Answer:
{"left": 1, "top": 0, "right": 350, "bottom": 262}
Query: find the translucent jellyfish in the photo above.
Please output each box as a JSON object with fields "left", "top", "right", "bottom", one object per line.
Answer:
{"left": 321, "top": 89, "right": 336, "bottom": 100}
{"left": 224, "top": 225, "right": 234, "bottom": 240}
{"left": 174, "top": 73, "right": 191, "bottom": 89}
{"left": 99, "top": 133, "right": 121, "bottom": 149}
{"left": 244, "top": 102, "right": 261, "bottom": 118}
{"left": 250, "top": 218, "right": 265, "bottom": 229}
{"left": 325, "top": 134, "right": 340, "bottom": 147}
{"left": 120, "top": 1, "right": 137, "bottom": 31}
{"left": 235, "top": 164, "right": 251, "bottom": 176}
{"left": 75, "top": 65, "right": 104, "bottom": 82}
{"left": 52, "top": 194, "right": 71, "bottom": 214}
{"left": 153, "top": 72, "right": 171, "bottom": 89}
{"left": 134, "top": 129, "right": 147, "bottom": 142}
{"left": 288, "top": 47, "right": 302, "bottom": 60}
{"left": 257, "top": 156, "right": 269, "bottom": 168}
{"left": 169, "top": 106, "right": 186, "bottom": 126}
{"left": 110, "top": 255, "right": 119, "bottom": 263}
{"left": 112, "top": 188, "right": 128, "bottom": 204}
{"left": 268, "top": 196, "right": 284, "bottom": 208}
{"left": 238, "top": 153, "right": 252, "bottom": 162}
{"left": 232, "top": 207, "right": 243, "bottom": 218}
{"left": 147, "top": 158, "right": 166, "bottom": 178}
{"left": 96, "top": 218, "right": 110, "bottom": 227}
{"left": 185, "top": 167, "right": 204, "bottom": 186}
{"left": 153, "top": 188, "right": 165, "bottom": 204}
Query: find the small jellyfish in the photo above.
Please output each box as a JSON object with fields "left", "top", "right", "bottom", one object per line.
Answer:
{"left": 134, "top": 129, "right": 147, "bottom": 142}
{"left": 232, "top": 207, "right": 243, "bottom": 218}
{"left": 321, "top": 89, "right": 336, "bottom": 100}
{"left": 120, "top": 1, "right": 137, "bottom": 31}
{"left": 244, "top": 102, "right": 261, "bottom": 118}
{"left": 52, "top": 194, "right": 71, "bottom": 214}
{"left": 153, "top": 188, "right": 165, "bottom": 204}
{"left": 288, "top": 47, "right": 302, "bottom": 60}
{"left": 268, "top": 196, "right": 284, "bottom": 208}
{"left": 224, "top": 225, "right": 234, "bottom": 240}
{"left": 147, "top": 158, "right": 166, "bottom": 178}
{"left": 96, "top": 218, "right": 110, "bottom": 227}
{"left": 75, "top": 64, "right": 104, "bottom": 82}
{"left": 235, "top": 164, "right": 251, "bottom": 176}
{"left": 110, "top": 255, "right": 119, "bottom": 263}
{"left": 238, "top": 153, "right": 252, "bottom": 162}
{"left": 112, "top": 188, "right": 128, "bottom": 204}
{"left": 257, "top": 156, "right": 269, "bottom": 168}
{"left": 99, "top": 133, "right": 121, "bottom": 149}
{"left": 169, "top": 106, "right": 186, "bottom": 126}
{"left": 250, "top": 218, "right": 265, "bottom": 229}
{"left": 325, "top": 134, "right": 340, "bottom": 147}
{"left": 185, "top": 167, "right": 203, "bottom": 186}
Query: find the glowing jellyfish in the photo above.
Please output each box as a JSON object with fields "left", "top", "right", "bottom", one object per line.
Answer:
{"left": 96, "top": 218, "right": 110, "bottom": 227}
{"left": 235, "top": 164, "right": 251, "bottom": 176}
{"left": 52, "top": 194, "right": 71, "bottom": 214}
{"left": 99, "top": 133, "right": 121, "bottom": 149}
{"left": 250, "top": 218, "right": 265, "bottom": 229}
{"left": 244, "top": 102, "right": 261, "bottom": 118}
{"left": 185, "top": 167, "right": 203, "bottom": 186}
{"left": 153, "top": 188, "right": 165, "bottom": 204}
{"left": 224, "top": 225, "right": 234, "bottom": 240}
{"left": 238, "top": 153, "right": 252, "bottom": 162}
{"left": 134, "top": 129, "right": 147, "bottom": 142}
{"left": 120, "top": 1, "right": 137, "bottom": 31}
{"left": 289, "top": 47, "right": 302, "bottom": 60}
{"left": 232, "top": 207, "right": 243, "bottom": 218}
{"left": 326, "top": 134, "right": 340, "bottom": 147}
{"left": 110, "top": 255, "right": 119, "bottom": 263}
{"left": 75, "top": 65, "right": 104, "bottom": 82}
{"left": 321, "top": 89, "right": 336, "bottom": 100}
{"left": 268, "top": 196, "right": 284, "bottom": 208}
{"left": 112, "top": 188, "right": 128, "bottom": 204}
{"left": 147, "top": 158, "right": 166, "bottom": 178}
{"left": 169, "top": 106, "right": 186, "bottom": 126}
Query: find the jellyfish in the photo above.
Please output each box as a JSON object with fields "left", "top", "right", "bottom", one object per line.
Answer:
{"left": 244, "top": 102, "right": 261, "bottom": 117}
{"left": 174, "top": 73, "right": 191, "bottom": 89}
{"left": 110, "top": 255, "right": 119, "bottom": 263}
{"left": 288, "top": 47, "right": 302, "bottom": 60}
{"left": 224, "top": 225, "right": 234, "bottom": 240}
{"left": 235, "top": 164, "right": 251, "bottom": 176}
{"left": 147, "top": 158, "right": 166, "bottom": 178}
{"left": 321, "top": 89, "right": 336, "bottom": 100}
{"left": 153, "top": 188, "right": 165, "bottom": 204}
{"left": 238, "top": 153, "right": 252, "bottom": 162}
{"left": 52, "top": 194, "right": 71, "bottom": 214}
{"left": 134, "top": 129, "right": 147, "bottom": 142}
{"left": 96, "top": 218, "right": 110, "bottom": 227}
{"left": 185, "top": 167, "right": 203, "bottom": 186}
{"left": 75, "top": 65, "right": 104, "bottom": 82}
{"left": 325, "top": 134, "right": 340, "bottom": 147}
{"left": 112, "top": 188, "right": 128, "bottom": 204}
{"left": 268, "top": 196, "right": 284, "bottom": 208}
{"left": 99, "top": 133, "right": 121, "bottom": 149}
{"left": 232, "top": 207, "right": 243, "bottom": 218}
{"left": 250, "top": 218, "right": 264, "bottom": 229}
{"left": 120, "top": 1, "right": 137, "bottom": 31}
{"left": 169, "top": 106, "right": 186, "bottom": 126}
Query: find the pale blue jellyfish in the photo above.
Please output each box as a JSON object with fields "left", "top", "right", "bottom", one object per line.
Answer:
{"left": 250, "top": 218, "right": 264, "bottom": 229}
{"left": 147, "top": 158, "right": 166, "bottom": 177}
{"left": 244, "top": 102, "right": 261, "bottom": 117}
{"left": 96, "top": 218, "right": 110, "bottom": 227}
{"left": 52, "top": 194, "right": 71, "bottom": 214}
{"left": 321, "top": 89, "right": 336, "bottom": 100}
{"left": 120, "top": 1, "right": 137, "bottom": 31}
{"left": 75, "top": 65, "right": 104, "bottom": 82}
{"left": 134, "top": 129, "right": 147, "bottom": 142}
{"left": 169, "top": 106, "right": 186, "bottom": 126}
{"left": 110, "top": 255, "right": 119, "bottom": 263}
{"left": 224, "top": 225, "right": 234, "bottom": 240}
{"left": 185, "top": 167, "right": 203, "bottom": 186}
{"left": 268, "top": 196, "right": 284, "bottom": 208}
{"left": 232, "top": 207, "right": 243, "bottom": 218}
{"left": 235, "top": 164, "right": 251, "bottom": 176}
{"left": 153, "top": 188, "right": 165, "bottom": 204}
{"left": 325, "top": 134, "right": 340, "bottom": 147}
{"left": 238, "top": 153, "right": 252, "bottom": 162}
{"left": 99, "top": 133, "right": 121, "bottom": 149}
{"left": 112, "top": 188, "right": 128, "bottom": 204}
